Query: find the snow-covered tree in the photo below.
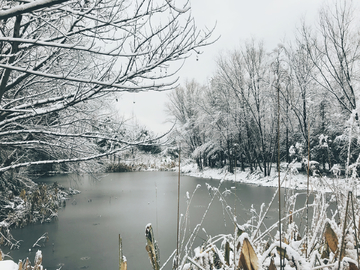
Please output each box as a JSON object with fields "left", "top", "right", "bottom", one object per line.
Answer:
{"left": 166, "top": 0, "right": 360, "bottom": 178}
{"left": 295, "top": 0, "right": 360, "bottom": 172}
{"left": 214, "top": 40, "right": 277, "bottom": 176}
{"left": 0, "top": 0, "right": 214, "bottom": 181}
{"left": 302, "top": 0, "right": 360, "bottom": 115}
{"left": 166, "top": 79, "right": 206, "bottom": 168}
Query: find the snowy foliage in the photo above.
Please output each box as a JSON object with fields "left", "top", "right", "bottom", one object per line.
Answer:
{"left": 166, "top": 0, "right": 360, "bottom": 182}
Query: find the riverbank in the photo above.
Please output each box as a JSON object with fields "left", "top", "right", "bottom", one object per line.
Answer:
{"left": 88, "top": 153, "right": 337, "bottom": 193}
{"left": 179, "top": 160, "right": 354, "bottom": 193}
{"left": 106, "top": 153, "right": 176, "bottom": 172}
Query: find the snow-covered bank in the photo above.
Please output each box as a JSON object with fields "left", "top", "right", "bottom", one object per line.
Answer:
{"left": 0, "top": 260, "right": 18, "bottom": 270}
{"left": 119, "top": 154, "right": 354, "bottom": 193}
{"left": 180, "top": 161, "right": 355, "bottom": 193}
{"left": 0, "top": 250, "right": 43, "bottom": 270}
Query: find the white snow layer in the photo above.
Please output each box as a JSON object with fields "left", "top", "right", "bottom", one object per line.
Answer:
{"left": 0, "top": 260, "right": 19, "bottom": 270}
{"left": 180, "top": 161, "right": 357, "bottom": 193}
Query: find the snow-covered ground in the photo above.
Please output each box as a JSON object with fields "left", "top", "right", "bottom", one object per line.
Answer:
{"left": 180, "top": 160, "right": 357, "bottom": 193}
{"left": 0, "top": 260, "right": 18, "bottom": 270}
{"left": 112, "top": 153, "right": 353, "bottom": 195}
{"left": 0, "top": 250, "right": 43, "bottom": 270}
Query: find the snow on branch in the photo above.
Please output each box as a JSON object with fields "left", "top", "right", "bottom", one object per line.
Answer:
{"left": 0, "top": 63, "right": 177, "bottom": 90}
{"left": 0, "top": 144, "right": 128, "bottom": 173}
{"left": 0, "top": 0, "right": 70, "bottom": 20}
{"left": 0, "top": 0, "right": 214, "bottom": 181}
{"left": 0, "top": 127, "right": 171, "bottom": 146}
{"left": 32, "top": 232, "right": 48, "bottom": 248}
{"left": 0, "top": 37, "right": 150, "bottom": 57}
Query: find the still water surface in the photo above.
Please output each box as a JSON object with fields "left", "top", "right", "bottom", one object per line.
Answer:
{"left": 5, "top": 171, "right": 304, "bottom": 269}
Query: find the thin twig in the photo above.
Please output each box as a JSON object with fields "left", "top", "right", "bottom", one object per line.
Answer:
{"left": 176, "top": 146, "right": 181, "bottom": 268}
{"left": 277, "top": 67, "right": 283, "bottom": 270}
{"left": 32, "top": 232, "right": 48, "bottom": 248}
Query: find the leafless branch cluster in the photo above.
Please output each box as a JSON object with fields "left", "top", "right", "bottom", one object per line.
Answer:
{"left": 0, "top": 0, "right": 214, "bottom": 179}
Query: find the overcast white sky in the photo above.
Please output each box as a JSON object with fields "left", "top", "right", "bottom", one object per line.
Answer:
{"left": 115, "top": 0, "right": 325, "bottom": 134}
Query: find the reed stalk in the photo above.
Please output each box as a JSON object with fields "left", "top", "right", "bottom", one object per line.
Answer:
{"left": 119, "top": 234, "right": 127, "bottom": 270}
{"left": 337, "top": 191, "right": 350, "bottom": 270}
{"left": 276, "top": 70, "right": 283, "bottom": 270}
{"left": 350, "top": 191, "right": 360, "bottom": 267}
{"left": 146, "top": 224, "right": 160, "bottom": 270}
{"left": 306, "top": 114, "right": 310, "bottom": 259}
{"left": 176, "top": 146, "right": 181, "bottom": 269}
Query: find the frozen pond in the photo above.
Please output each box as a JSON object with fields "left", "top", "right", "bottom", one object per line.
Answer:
{"left": 4, "top": 171, "right": 306, "bottom": 269}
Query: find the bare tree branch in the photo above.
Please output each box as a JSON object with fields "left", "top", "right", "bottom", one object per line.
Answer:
{"left": 0, "top": 0, "right": 70, "bottom": 20}
{"left": 0, "top": 0, "right": 214, "bottom": 180}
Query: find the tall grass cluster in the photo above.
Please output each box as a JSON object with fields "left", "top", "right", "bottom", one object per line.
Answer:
{"left": 140, "top": 169, "right": 360, "bottom": 270}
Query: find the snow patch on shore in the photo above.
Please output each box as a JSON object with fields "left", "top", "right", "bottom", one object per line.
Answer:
{"left": 180, "top": 161, "right": 355, "bottom": 193}
{"left": 0, "top": 260, "right": 18, "bottom": 270}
